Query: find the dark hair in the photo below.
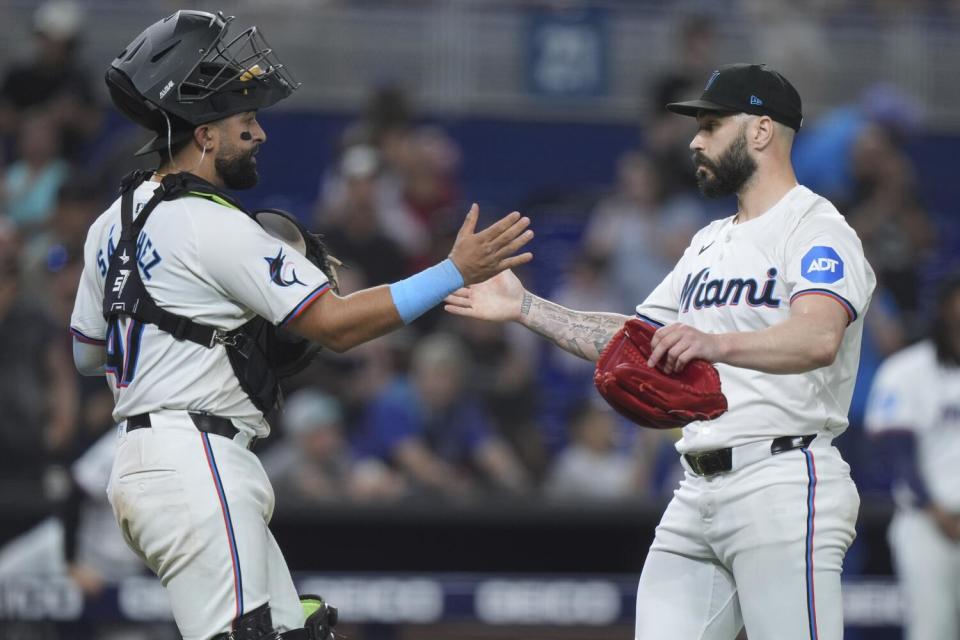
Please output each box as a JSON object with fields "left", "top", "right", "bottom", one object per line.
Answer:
{"left": 153, "top": 125, "right": 197, "bottom": 171}
{"left": 167, "top": 134, "right": 194, "bottom": 159}
{"left": 932, "top": 272, "right": 960, "bottom": 366}
{"left": 152, "top": 111, "right": 198, "bottom": 163}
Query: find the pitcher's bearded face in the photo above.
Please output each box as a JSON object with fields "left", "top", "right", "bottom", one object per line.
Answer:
{"left": 693, "top": 123, "right": 757, "bottom": 199}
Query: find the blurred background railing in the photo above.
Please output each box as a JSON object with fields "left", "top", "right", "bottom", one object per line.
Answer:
{"left": 2, "top": 1, "right": 960, "bottom": 127}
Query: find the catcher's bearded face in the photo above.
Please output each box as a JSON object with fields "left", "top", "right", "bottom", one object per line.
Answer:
{"left": 690, "top": 113, "right": 757, "bottom": 199}
{"left": 213, "top": 111, "right": 265, "bottom": 190}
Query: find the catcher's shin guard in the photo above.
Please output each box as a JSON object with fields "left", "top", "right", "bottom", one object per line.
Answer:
{"left": 212, "top": 602, "right": 279, "bottom": 640}
{"left": 279, "top": 595, "right": 338, "bottom": 640}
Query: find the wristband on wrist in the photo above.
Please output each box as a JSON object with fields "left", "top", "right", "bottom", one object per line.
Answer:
{"left": 389, "top": 258, "right": 465, "bottom": 324}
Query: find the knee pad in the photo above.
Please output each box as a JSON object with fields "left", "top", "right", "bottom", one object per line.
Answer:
{"left": 279, "top": 594, "right": 338, "bottom": 640}
{"left": 212, "top": 602, "right": 279, "bottom": 640}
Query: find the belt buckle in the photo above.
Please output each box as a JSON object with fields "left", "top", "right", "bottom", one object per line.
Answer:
{"left": 687, "top": 450, "right": 730, "bottom": 477}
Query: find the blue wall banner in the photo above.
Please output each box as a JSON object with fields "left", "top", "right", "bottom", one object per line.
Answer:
{"left": 526, "top": 9, "right": 608, "bottom": 98}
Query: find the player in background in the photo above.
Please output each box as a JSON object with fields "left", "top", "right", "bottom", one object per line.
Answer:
{"left": 0, "top": 430, "right": 143, "bottom": 589}
{"left": 69, "top": 11, "right": 533, "bottom": 640}
{"left": 446, "top": 63, "right": 875, "bottom": 639}
{"left": 865, "top": 273, "right": 960, "bottom": 640}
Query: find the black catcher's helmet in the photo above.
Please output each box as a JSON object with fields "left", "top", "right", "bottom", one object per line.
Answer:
{"left": 106, "top": 10, "right": 298, "bottom": 156}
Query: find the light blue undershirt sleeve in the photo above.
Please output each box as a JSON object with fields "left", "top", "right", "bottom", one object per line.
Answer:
{"left": 389, "top": 258, "right": 465, "bottom": 324}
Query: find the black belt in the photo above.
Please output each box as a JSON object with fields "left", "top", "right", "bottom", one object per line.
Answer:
{"left": 126, "top": 412, "right": 256, "bottom": 450}
{"left": 683, "top": 434, "right": 817, "bottom": 477}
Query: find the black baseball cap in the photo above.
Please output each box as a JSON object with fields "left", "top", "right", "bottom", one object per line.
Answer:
{"left": 666, "top": 63, "right": 803, "bottom": 130}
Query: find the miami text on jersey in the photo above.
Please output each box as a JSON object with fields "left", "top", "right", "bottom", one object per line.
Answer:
{"left": 679, "top": 267, "right": 781, "bottom": 313}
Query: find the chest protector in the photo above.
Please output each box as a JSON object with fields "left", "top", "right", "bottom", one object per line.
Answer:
{"left": 102, "top": 170, "right": 326, "bottom": 413}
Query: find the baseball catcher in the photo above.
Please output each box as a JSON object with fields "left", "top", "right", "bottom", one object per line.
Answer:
{"left": 71, "top": 9, "right": 533, "bottom": 640}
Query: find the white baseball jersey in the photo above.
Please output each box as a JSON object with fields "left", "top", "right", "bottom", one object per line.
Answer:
{"left": 864, "top": 341, "right": 960, "bottom": 511}
{"left": 636, "top": 185, "right": 876, "bottom": 453}
{"left": 70, "top": 180, "right": 331, "bottom": 436}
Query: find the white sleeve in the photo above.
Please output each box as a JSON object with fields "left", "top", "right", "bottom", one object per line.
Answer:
{"left": 72, "top": 340, "right": 105, "bottom": 377}
{"left": 69, "top": 222, "right": 107, "bottom": 345}
{"left": 864, "top": 355, "right": 919, "bottom": 435}
{"left": 784, "top": 213, "right": 876, "bottom": 324}
{"left": 197, "top": 214, "right": 332, "bottom": 326}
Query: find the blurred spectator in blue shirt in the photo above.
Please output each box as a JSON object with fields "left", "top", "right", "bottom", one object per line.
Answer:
{"left": 20, "top": 178, "right": 99, "bottom": 302}
{"left": 1, "top": 110, "right": 70, "bottom": 234}
{"left": 448, "top": 314, "right": 547, "bottom": 481}
{"left": 793, "top": 84, "right": 934, "bottom": 322}
{"left": 792, "top": 83, "right": 924, "bottom": 206}
{"left": 355, "top": 333, "right": 530, "bottom": 498}
{"left": 261, "top": 389, "right": 404, "bottom": 503}
{"left": 844, "top": 123, "right": 936, "bottom": 322}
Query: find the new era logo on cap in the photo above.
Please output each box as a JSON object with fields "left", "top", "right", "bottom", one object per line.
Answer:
{"left": 705, "top": 70, "right": 720, "bottom": 91}
{"left": 666, "top": 63, "right": 803, "bottom": 131}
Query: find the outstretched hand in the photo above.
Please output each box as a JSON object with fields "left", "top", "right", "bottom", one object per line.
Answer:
{"left": 448, "top": 204, "right": 533, "bottom": 285}
{"left": 444, "top": 269, "right": 526, "bottom": 323}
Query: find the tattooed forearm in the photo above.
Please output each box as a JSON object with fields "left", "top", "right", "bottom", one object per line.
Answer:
{"left": 520, "top": 291, "right": 533, "bottom": 316}
{"left": 519, "top": 292, "right": 629, "bottom": 361}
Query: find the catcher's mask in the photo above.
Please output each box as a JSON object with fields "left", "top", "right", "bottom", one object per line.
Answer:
{"left": 105, "top": 10, "right": 299, "bottom": 156}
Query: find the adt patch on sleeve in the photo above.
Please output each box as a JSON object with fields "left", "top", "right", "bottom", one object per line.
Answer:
{"left": 801, "top": 246, "right": 844, "bottom": 284}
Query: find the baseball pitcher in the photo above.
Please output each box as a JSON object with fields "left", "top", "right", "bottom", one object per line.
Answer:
{"left": 446, "top": 63, "right": 876, "bottom": 640}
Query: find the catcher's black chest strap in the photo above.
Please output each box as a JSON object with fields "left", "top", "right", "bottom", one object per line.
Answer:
{"left": 684, "top": 434, "right": 817, "bottom": 477}
{"left": 101, "top": 171, "right": 238, "bottom": 348}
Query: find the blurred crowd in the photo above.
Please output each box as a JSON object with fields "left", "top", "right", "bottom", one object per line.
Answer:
{"left": 0, "top": 1, "right": 958, "bottom": 616}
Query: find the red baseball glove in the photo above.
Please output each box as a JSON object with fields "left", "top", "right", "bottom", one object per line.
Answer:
{"left": 594, "top": 318, "right": 728, "bottom": 429}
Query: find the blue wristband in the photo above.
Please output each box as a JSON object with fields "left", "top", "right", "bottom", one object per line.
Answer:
{"left": 389, "top": 258, "right": 465, "bottom": 324}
